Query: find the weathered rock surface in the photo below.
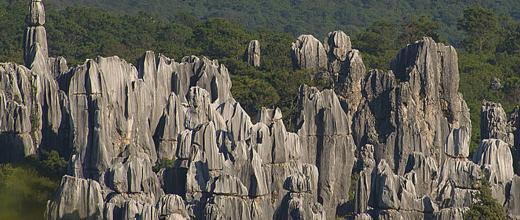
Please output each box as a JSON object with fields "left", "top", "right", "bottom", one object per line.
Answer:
{"left": 506, "top": 175, "right": 520, "bottom": 219}
{"left": 24, "top": 0, "right": 48, "bottom": 66}
{"left": 296, "top": 85, "right": 355, "bottom": 217}
{"left": 481, "top": 101, "right": 515, "bottom": 145}
{"left": 474, "top": 139, "right": 514, "bottom": 184}
{"left": 2, "top": 2, "right": 520, "bottom": 219}
{"left": 46, "top": 176, "right": 104, "bottom": 219}
{"left": 291, "top": 35, "right": 327, "bottom": 70}
{"left": 245, "top": 40, "right": 261, "bottom": 67}
{"left": 511, "top": 108, "right": 520, "bottom": 175}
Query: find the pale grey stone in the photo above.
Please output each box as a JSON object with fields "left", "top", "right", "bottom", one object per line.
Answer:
{"left": 506, "top": 175, "right": 520, "bottom": 219}
{"left": 474, "top": 139, "right": 514, "bottom": 184}
{"left": 291, "top": 35, "right": 327, "bottom": 70}
{"left": 246, "top": 40, "right": 261, "bottom": 67}
{"left": 46, "top": 176, "right": 104, "bottom": 220}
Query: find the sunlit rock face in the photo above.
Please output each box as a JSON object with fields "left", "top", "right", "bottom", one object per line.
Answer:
{"left": 245, "top": 40, "right": 261, "bottom": 67}
{"left": 2, "top": 1, "right": 520, "bottom": 220}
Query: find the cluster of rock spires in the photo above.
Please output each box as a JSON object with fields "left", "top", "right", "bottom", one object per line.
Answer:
{"left": 1, "top": 1, "right": 520, "bottom": 219}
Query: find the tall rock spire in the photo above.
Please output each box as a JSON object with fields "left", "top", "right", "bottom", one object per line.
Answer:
{"left": 23, "top": 0, "right": 48, "bottom": 66}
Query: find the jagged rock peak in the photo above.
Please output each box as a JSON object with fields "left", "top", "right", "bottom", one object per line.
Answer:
{"left": 324, "top": 30, "right": 352, "bottom": 62}
{"left": 473, "top": 139, "right": 514, "bottom": 184}
{"left": 506, "top": 176, "right": 520, "bottom": 219}
{"left": 28, "top": 0, "right": 45, "bottom": 26}
{"left": 46, "top": 176, "right": 104, "bottom": 219}
{"left": 0, "top": 9, "right": 516, "bottom": 218}
{"left": 0, "top": 63, "right": 38, "bottom": 162}
{"left": 24, "top": 0, "right": 48, "bottom": 66}
{"left": 291, "top": 34, "right": 327, "bottom": 70}
{"left": 481, "top": 101, "right": 515, "bottom": 145}
{"left": 291, "top": 31, "right": 353, "bottom": 70}
{"left": 245, "top": 40, "right": 261, "bottom": 67}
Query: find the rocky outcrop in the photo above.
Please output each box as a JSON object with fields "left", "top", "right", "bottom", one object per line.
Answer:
{"left": 0, "top": 0, "right": 65, "bottom": 163}
{"left": 2, "top": 2, "right": 520, "bottom": 219}
{"left": 354, "top": 144, "right": 375, "bottom": 215}
{"left": 481, "top": 101, "right": 514, "bottom": 145}
{"left": 0, "top": 63, "right": 38, "bottom": 162}
{"left": 296, "top": 85, "right": 355, "bottom": 217}
{"left": 506, "top": 176, "right": 520, "bottom": 219}
{"left": 46, "top": 176, "right": 104, "bottom": 219}
{"left": 24, "top": 0, "right": 48, "bottom": 66}
{"left": 245, "top": 40, "right": 261, "bottom": 67}
{"left": 291, "top": 35, "right": 327, "bottom": 70}
{"left": 474, "top": 139, "right": 514, "bottom": 184}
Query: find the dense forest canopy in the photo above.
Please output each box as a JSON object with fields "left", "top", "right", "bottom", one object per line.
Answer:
{"left": 38, "top": 0, "right": 520, "bottom": 44}
{"left": 0, "top": 0, "right": 520, "bottom": 219}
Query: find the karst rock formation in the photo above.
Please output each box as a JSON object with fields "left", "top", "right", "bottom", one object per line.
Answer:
{"left": 1, "top": 1, "right": 520, "bottom": 220}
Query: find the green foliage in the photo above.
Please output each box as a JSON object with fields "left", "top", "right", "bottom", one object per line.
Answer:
{"left": 193, "top": 19, "right": 252, "bottom": 58}
{"left": 458, "top": 5, "right": 499, "bottom": 53}
{"left": 37, "top": 0, "right": 520, "bottom": 44}
{"left": 40, "top": 151, "right": 68, "bottom": 179}
{"left": 153, "top": 159, "right": 175, "bottom": 172}
{"left": 497, "top": 16, "right": 520, "bottom": 54}
{"left": 399, "top": 15, "right": 441, "bottom": 45}
{"left": 464, "top": 180, "right": 507, "bottom": 220}
{"left": 0, "top": 1, "right": 24, "bottom": 63}
{"left": 353, "top": 20, "right": 399, "bottom": 70}
{"left": 21, "top": 150, "right": 68, "bottom": 181}
{"left": 0, "top": 164, "right": 58, "bottom": 220}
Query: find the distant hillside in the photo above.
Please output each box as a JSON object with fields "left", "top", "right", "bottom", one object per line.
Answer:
{"left": 42, "top": 0, "right": 520, "bottom": 44}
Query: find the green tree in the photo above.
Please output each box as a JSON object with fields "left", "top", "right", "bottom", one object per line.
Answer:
{"left": 458, "top": 5, "right": 499, "bottom": 53}
{"left": 0, "top": 164, "right": 57, "bottom": 220}
{"left": 464, "top": 180, "right": 507, "bottom": 220}
{"left": 497, "top": 16, "right": 520, "bottom": 54}
{"left": 399, "top": 15, "right": 440, "bottom": 45}
{"left": 192, "top": 18, "right": 253, "bottom": 59}
{"left": 353, "top": 20, "right": 399, "bottom": 69}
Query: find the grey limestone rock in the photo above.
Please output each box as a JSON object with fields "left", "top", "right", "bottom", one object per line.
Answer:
{"left": 207, "top": 173, "right": 248, "bottom": 196}
{"left": 109, "top": 154, "right": 163, "bottom": 196}
{"left": 325, "top": 30, "right": 352, "bottom": 62}
{"left": 444, "top": 127, "right": 470, "bottom": 158}
{"left": 28, "top": 0, "right": 45, "bottom": 26}
{"left": 156, "top": 195, "right": 190, "bottom": 220}
{"left": 246, "top": 40, "right": 261, "bottom": 67}
{"left": 388, "top": 37, "right": 471, "bottom": 174}
{"left": 373, "top": 160, "right": 401, "bottom": 210}
{"left": 473, "top": 139, "right": 514, "bottom": 184}
{"left": 250, "top": 150, "right": 269, "bottom": 196}
{"left": 296, "top": 85, "right": 355, "bottom": 218}
{"left": 24, "top": 0, "right": 48, "bottom": 66}
{"left": 354, "top": 145, "right": 375, "bottom": 214}
{"left": 437, "top": 158, "right": 481, "bottom": 190}
{"left": 335, "top": 49, "right": 367, "bottom": 113}
{"left": 404, "top": 152, "right": 438, "bottom": 197}
{"left": 154, "top": 92, "right": 186, "bottom": 160}
{"left": 481, "top": 101, "right": 515, "bottom": 145}
{"left": 510, "top": 108, "right": 520, "bottom": 175}
{"left": 0, "top": 11, "right": 512, "bottom": 218}
{"left": 46, "top": 176, "right": 104, "bottom": 220}
{"left": 0, "top": 63, "right": 37, "bottom": 162}
{"left": 505, "top": 175, "right": 520, "bottom": 219}
{"left": 434, "top": 208, "right": 467, "bottom": 220}
{"left": 291, "top": 35, "right": 327, "bottom": 70}
{"left": 284, "top": 172, "right": 313, "bottom": 193}
{"left": 49, "top": 56, "right": 69, "bottom": 78}
{"left": 281, "top": 195, "right": 326, "bottom": 220}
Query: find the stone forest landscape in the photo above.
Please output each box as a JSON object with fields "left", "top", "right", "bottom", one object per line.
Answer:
{"left": 1, "top": 0, "right": 520, "bottom": 219}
